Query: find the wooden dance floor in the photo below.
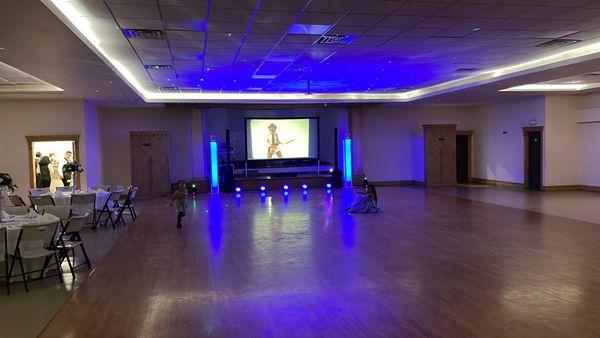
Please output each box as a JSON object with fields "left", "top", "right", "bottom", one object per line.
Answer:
{"left": 41, "top": 187, "right": 600, "bottom": 337}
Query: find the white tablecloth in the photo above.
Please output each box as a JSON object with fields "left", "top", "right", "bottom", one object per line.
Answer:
{"left": 0, "top": 213, "right": 61, "bottom": 255}
{"left": 52, "top": 191, "right": 110, "bottom": 210}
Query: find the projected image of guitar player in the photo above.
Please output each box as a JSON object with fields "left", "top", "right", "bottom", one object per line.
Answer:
{"left": 266, "top": 123, "right": 294, "bottom": 158}
{"left": 246, "top": 118, "right": 318, "bottom": 160}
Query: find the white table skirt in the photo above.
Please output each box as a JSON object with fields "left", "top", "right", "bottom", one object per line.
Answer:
{"left": 1, "top": 213, "right": 61, "bottom": 255}
{"left": 53, "top": 192, "right": 110, "bottom": 211}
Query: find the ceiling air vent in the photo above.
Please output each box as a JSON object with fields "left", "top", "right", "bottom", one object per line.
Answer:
{"left": 123, "top": 29, "right": 165, "bottom": 39}
{"left": 316, "top": 35, "right": 355, "bottom": 45}
{"left": 453, "top": 68, "right": 481, "bottom": 74}
{"left": 537, "top": 39, "right": 581, "bottom": 48}
{"left": 145, "top": 65, "right": 173, "bottom": 70}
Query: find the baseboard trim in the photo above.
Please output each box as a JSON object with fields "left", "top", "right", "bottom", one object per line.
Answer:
{"left": 543, "top": 185, "right": 580, "bottom": 192}
{"left": 369, "top": 180, "right": 422, "bottom": 187}
{"left": 579, "top": 185, "right": 600, "bottom": 192}
{"left": 471, "top": 177, "right": 524, "bottom": 189}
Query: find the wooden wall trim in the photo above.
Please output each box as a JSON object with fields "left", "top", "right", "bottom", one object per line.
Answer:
{"left": 471, "top": 177, "right": 524, "bottom": 189}
{"left": 25, "top": 135, "right": 81, "bottom": 190}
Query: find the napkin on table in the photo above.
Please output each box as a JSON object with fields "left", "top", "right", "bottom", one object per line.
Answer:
{"left": 26, "top": 210, "right": 39, "bottom": 219}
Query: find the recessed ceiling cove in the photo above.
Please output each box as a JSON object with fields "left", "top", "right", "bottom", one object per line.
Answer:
{"left": 42, "top": 0, "right": 600, "bottom": 103}
{"left": 0, "top": 61, "right": 63, "bottom": 94}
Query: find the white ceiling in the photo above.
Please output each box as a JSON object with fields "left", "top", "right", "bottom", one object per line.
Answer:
{"left": 0, "top": 61, "right": 63, "bottom": 93}
{"left": 5, "top": 0, "right": 600, "bottom": 103}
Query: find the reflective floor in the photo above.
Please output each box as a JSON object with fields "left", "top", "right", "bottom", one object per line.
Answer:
{"left": 40, "top": 187, "right": 600, "bottom": 337}
{"left": 431, "top": 185, "right": 600, "bottom": 224}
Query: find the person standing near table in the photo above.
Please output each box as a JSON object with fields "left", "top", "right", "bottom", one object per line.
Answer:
{"left": 60, "top": 150, "right": 73, "bottom": 186}
{"left": 34, "top": 152, "right": 42, "bottom": 188}
{"left": 38, "top": 155, "right": 51, "bottom": 188}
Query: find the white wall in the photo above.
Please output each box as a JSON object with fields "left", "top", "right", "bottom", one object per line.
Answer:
{"left": 576, "top": 93, "right": 600, "bottom": 187}
{"left": 84, "top": 100, "right": 102, "bottom": 187}
{"left": 98, "top": 105, "right": 193, "bottom": 186}
{"left": 0, "top": 99, "right": 87, "bottom": 195}
{"left": 360, "top": 97, "right": 546, "bottom": 184}
{"left": 360, "top": 104, "right": 483, "bottom": 182}
{"left": 475, "top": 97, "right": 546, "bottom": 184}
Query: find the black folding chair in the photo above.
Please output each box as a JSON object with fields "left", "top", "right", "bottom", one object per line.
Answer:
{"left": 7, "top": 221, "right": 63, "bottom": 292}
{"left": 71, "top": 193, "right": 96, "bottom": 228}
{"left": 28, "top": 195, "right": 54, "bottom": 212}
{"left": 95, "top": 191, "right": 124, "bottom": 229}
{"left": 8, "top": 195, "right": 26, "bottom": 207}
{"left": 1, "top": 228, "right": 8, "bottom": 294}
{"left": 115, "top": 187, "right": 138, "bottom": 224}
{"left": 56, "top": 213, "right": 92, "bottom": 277}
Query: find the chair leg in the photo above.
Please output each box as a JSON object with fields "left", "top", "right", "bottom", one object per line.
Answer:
{"left": 40, "top": 256, "right": 51, "bottom": 279}
{"left": 64, "top": 251, "right": 75, "bottom": 278}
{"left": 17, "top": 257, "right": 28, "bottom": 293}
{"left": 4, "top": 256, "right": 9, "bottom": 295}
{"left": 132, "top": 206, "right": 137, "bottom": 219}
{"left": 79, "top": 244, "right": 92, "bottom": 269}
{"left": 54, "top": 252, "right": 64, "bottom": 284}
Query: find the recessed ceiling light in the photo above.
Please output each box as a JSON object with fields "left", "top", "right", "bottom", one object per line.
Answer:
{"left": 288, "top": 24, "right": 331, "bottom": 35}
{"left": 252, "top": 74, "right": 277, "bottom": 80}
{"left": 144, "top": 65, "right": 173, "bottom": 70}
{"left": 499, "top": 83, "right": 589, "bottom": 92}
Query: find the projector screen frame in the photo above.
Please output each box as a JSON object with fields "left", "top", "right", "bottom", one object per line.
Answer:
{"left": 244, "top": 117, "right": 320, "bottom": 162}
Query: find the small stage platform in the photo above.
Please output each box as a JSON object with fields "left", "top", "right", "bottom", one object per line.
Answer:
{"left": 232, "top": 175, "right": 332, "bottom": 191}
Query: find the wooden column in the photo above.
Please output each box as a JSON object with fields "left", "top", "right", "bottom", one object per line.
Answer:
{"left": 423, "top": 124, "right": 457, "bottom": 187}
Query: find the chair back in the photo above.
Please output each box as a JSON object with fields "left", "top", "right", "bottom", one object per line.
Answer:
{"left": 29, "top": 188, "right": 50, "bottom": 196}
{"left": 91, "top": 185, "right": 110, "bottom": 192}
{"left": 64, "top": 213, "right": 89, "bottom": 233}
{"left": 56, "top": 186, "right": 75, "bottom": 193}
{"left": 20, "top": 221, "right": 59, "bottom": 249}
{"left": 71, "top": 193, "right": 96, "bottom": 206}
{"left": 4, "top": 206, "right": 29, "bottom": 215}
{"left": 8, "top": 195, "right": 26, "bottom": 207}
{"left": 40, "top": 205, "right": 72, "bottom": 226}
{"left": 108, "top": 191, "right": 123, "bottom": 204}
{"left": 28, "top": 195, "right": 54, "bottom": 208}
{"left": 115, "top": 185, "right": 127, "bottom": 192}
{"left": 129, "top": 187, "right": 138, "bottom": 201}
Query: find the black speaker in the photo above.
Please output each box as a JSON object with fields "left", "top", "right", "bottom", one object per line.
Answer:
{"left": 224, "top": 129, "right": 235, "bottom": 192}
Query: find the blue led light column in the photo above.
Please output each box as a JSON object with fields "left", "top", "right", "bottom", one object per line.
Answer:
{"left": 209, "top": 135, "right": 219, "bottom": 194}
{"left": 343, "top": 133, "right": 353, "bottom": 188}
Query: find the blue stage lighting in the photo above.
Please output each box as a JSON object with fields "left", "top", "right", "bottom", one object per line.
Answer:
{"left": 283, "top": 185, "right": 289, "bottom": 190}
{"left": 210, "top": 136, "right": 219, "bottom": 194}
{"left": 302, "top": 184, "right": 308, "bottom": 189}
{"left": 326, "top": 189, "right": 332, "bottom": 194}
{"left": 302, "top": 190, "right": 308, "bottom": 196}
{"left": 283, "top": 191, "right": 289, "bottom": 196}
{"left": 235, "top": 193, "right": 241, "bottom": 199}
{"left": 326, "top": 183, "right": 332, "bottom": 189}
{"left": 235, "top": 187, "right": 241, "bottom": 193}
{"left": 260, "top": 192, "right": 266, "bottom": 198}
{"left": 260, "top": 186, "right": 266, "bottom": 191}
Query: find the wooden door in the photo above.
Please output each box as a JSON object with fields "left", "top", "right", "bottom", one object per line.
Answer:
{"left": 423, "top": 124, "right": 457, "bottom": 187}
{"left": 130, "top": 132, "right": 171, "bottom": 197}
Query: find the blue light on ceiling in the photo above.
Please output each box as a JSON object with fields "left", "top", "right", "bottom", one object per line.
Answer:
{"left": 288, "top": 24, "right": 331, "bottom": 35}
